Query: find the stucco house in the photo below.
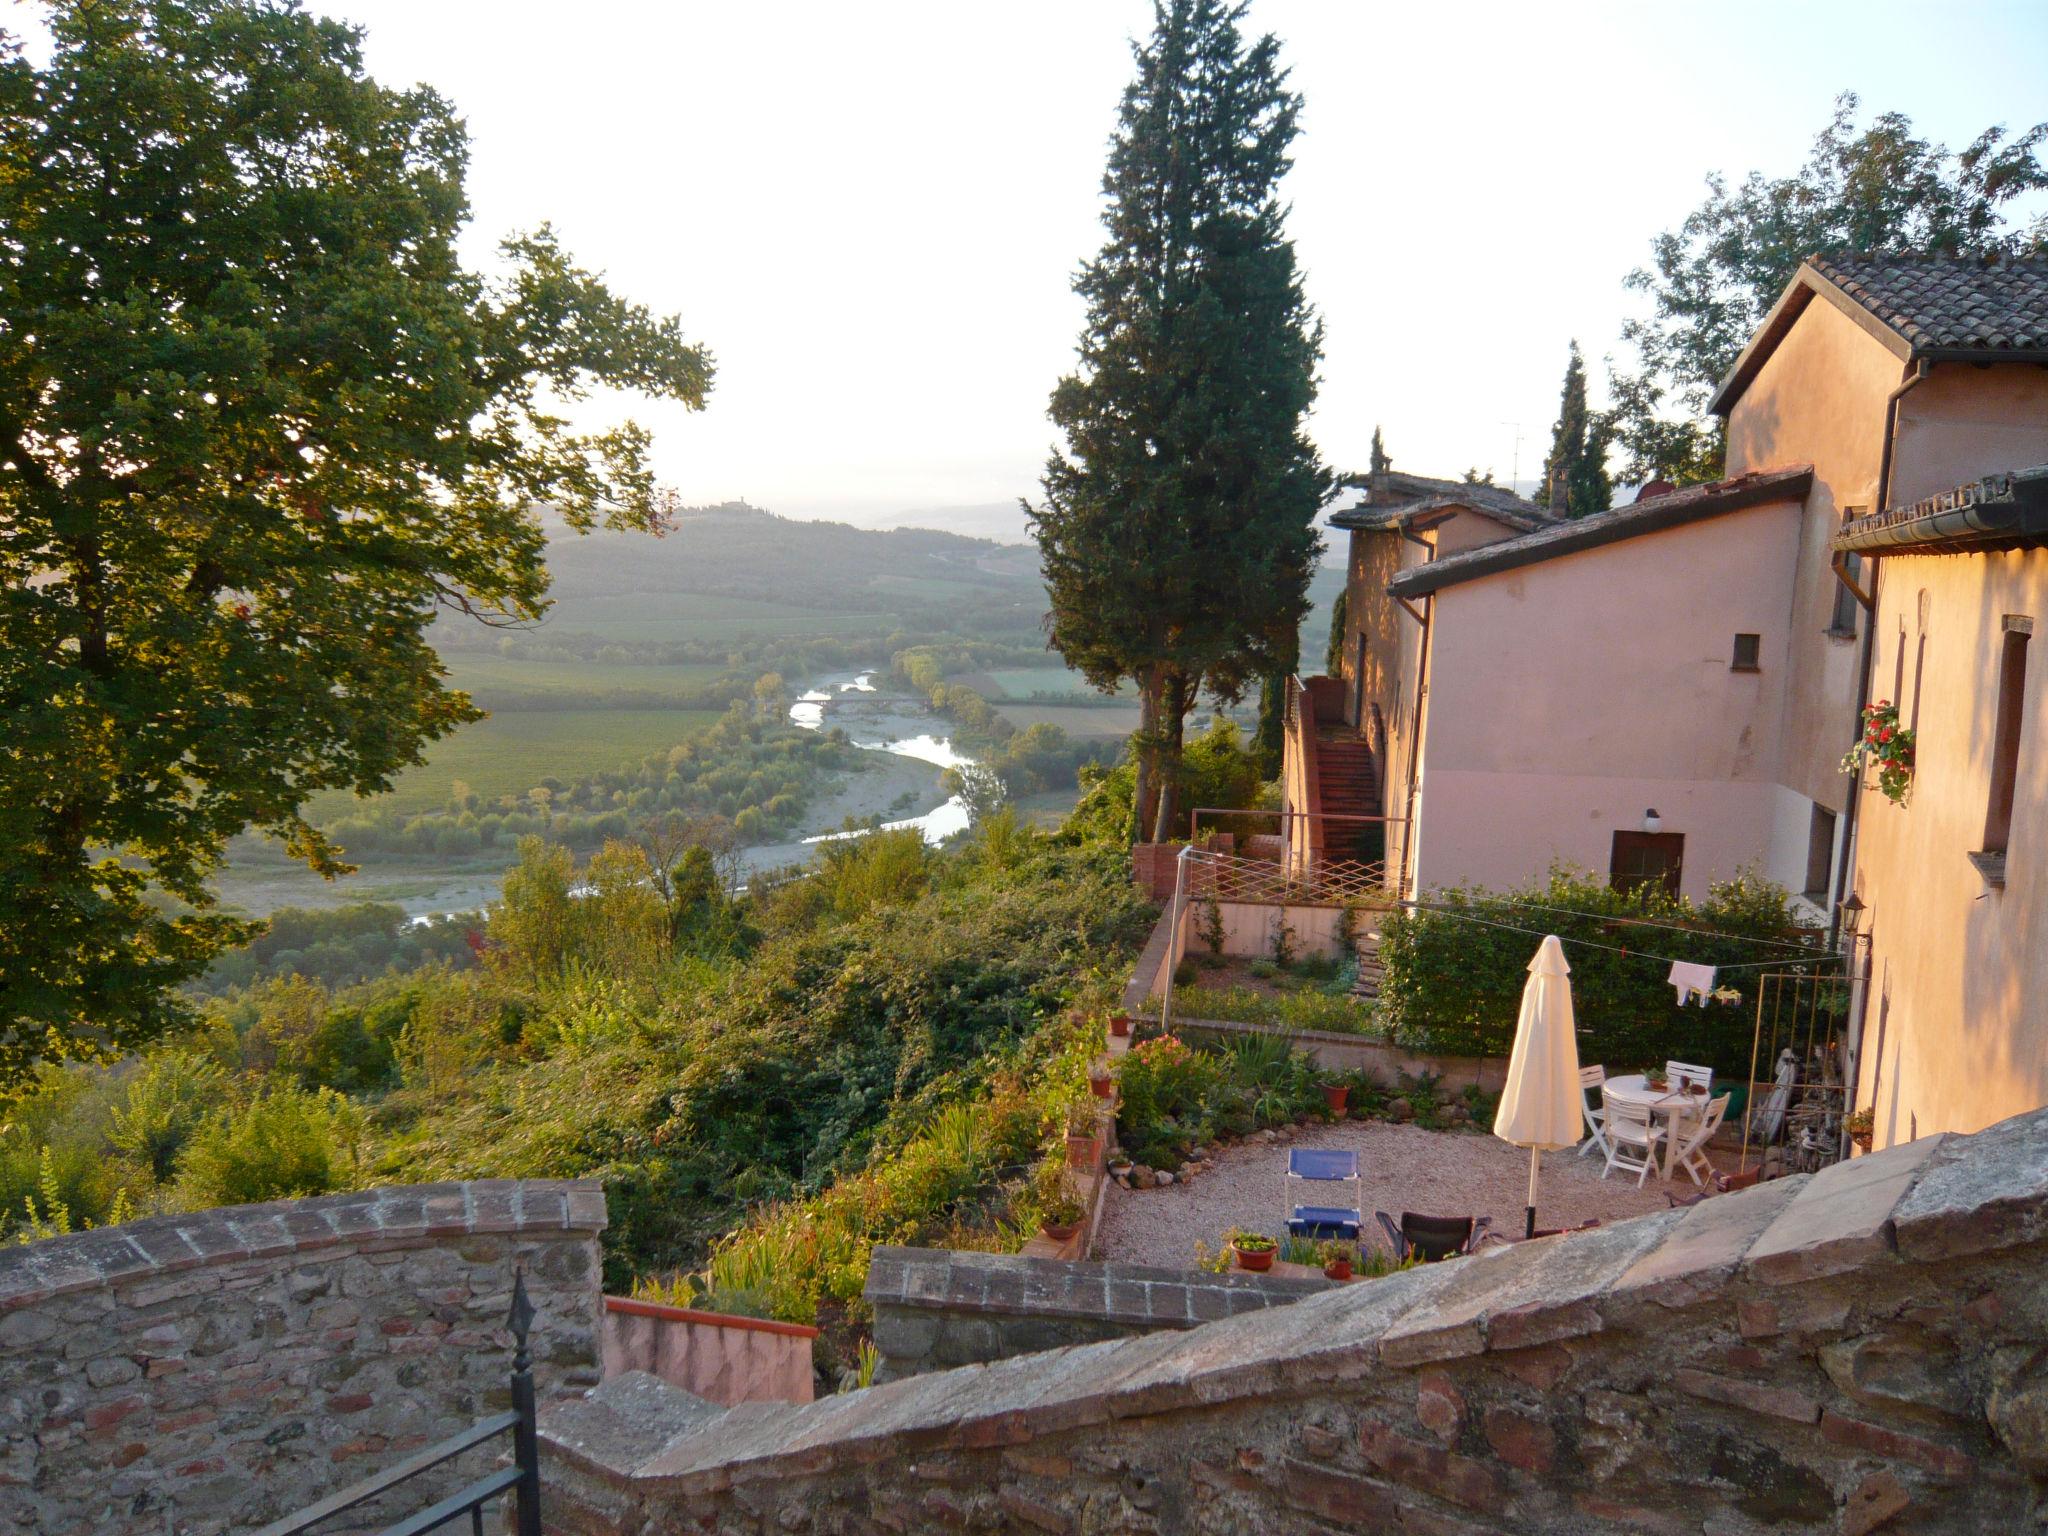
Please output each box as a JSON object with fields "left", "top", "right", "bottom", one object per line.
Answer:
{"left": 1297, "top": 256, "right": 2048, "bottom": 930}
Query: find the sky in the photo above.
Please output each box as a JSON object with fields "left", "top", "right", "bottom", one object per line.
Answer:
{"left": 25, "top": 1, "right": 2048, "bottom": 534}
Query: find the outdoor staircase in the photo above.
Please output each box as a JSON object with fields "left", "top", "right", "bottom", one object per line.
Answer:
{"left": 1313, "top": 732, "right": 1382, "bottom": 862}
{"left": 1351, "top": 929, "right": 1385, "bottom": 1003}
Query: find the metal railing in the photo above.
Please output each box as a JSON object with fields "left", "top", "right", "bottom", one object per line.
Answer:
{"left": 1176, "top": 844, "right": 1400, "bottom": 908}
{"left": 1183, "top": 810, "right": 1412, "bottom": 902}
{"left": 257, "top": 1272, "right": 543, "bottom": 1536}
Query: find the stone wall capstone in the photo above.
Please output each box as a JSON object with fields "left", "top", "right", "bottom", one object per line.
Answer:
{"left": 864, "top": 1246, "right": 1331, "bottom": 1381}
{"left": 536, "top": 1106, "right": 2048, "bottom": 1533}
{"left": 0, "top": 1179, "right": 606, "bottom": 1535}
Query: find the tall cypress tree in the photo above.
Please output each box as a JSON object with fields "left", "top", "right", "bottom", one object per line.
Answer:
{"left": 1030, "top": 0, "right": 1329, "bottom": 840}
{"left": 1536, "top": 341, "right": 1612, "bottom": 517}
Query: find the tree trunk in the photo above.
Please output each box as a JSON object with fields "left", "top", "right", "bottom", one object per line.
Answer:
{"left": 1132, "top": 665, "right": 1163, "bottom": 844}
{"left": 1151, "top": 670, "right": 1189, "bottom": 843}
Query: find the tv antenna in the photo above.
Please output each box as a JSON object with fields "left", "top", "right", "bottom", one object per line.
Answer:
{"left": 1500, "top": 421, "right": 1522, "bottom": 494}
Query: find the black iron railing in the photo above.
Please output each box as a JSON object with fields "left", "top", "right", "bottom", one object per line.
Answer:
{"left": 257, "top": 1271, "right": 543, "bottom": 1536}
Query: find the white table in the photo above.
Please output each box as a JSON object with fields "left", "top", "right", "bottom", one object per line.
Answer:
{"left": 1600, "top": 1074, "right": 1712, "bottom": 1180}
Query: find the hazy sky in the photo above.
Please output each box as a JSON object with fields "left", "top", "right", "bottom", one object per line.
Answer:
{"left": 31, "top": 2, "right": 2048, "bottom": 530}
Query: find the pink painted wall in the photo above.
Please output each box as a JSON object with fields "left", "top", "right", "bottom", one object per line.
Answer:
{"left": 1413, "top": 497, "right": 1808, "bottom": 900}
{"left": 1890, "top": 367, "right": 2048, "bottom": 508}
{"left": 602, "top": 1298, "right": 815, "bottom": 1406}
{"left": 1853, "top": 548, "right": 2048, "bottom": 1145}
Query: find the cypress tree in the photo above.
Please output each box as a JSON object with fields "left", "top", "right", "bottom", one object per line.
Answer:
{"left": 1536, "top": 341, "right": 1613, "bottom": 517}
{"left": 1029, "top": 0, "right": 1329, "bottom": 841}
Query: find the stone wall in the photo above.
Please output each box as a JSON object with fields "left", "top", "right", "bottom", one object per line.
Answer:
{"left": 864, "top": 1247, "right": 1330, "bottom": 1382}
{"left": 0, "top": 1180, "right": 606, "bottom": 1535}
{"left": 601, "top": 1298, "right": 816, "bottom": 1407}
{"left": 537, "top": 1106, "right": 2048, "bottom": 1533}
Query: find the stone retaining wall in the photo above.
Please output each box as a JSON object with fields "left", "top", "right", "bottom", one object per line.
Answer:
{"left": 537, "top": 1106, "right": 2048, "bottom": 1533}
{"left": 0, "top": 1180, "right": 606, "bottom": 1535}
{"left": 863, "top": 1247, "right": 1330, "bottom": 1382}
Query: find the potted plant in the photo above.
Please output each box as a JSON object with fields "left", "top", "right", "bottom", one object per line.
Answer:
{"left": 1320, "top": 1239, "right": 1356, "bottom": 1282}
{"left": 1228, "top": 1229, "right": 1277, "bottom": 1273}
{"left": 1321, "top": 1077, "right": 1351, "bottom": 1116}
{"left": 1065, "top": 1104, "right": 1100, "bottom": 1169}
{"left": 1039, "top": 1186, "right": 1087, "bottom": 1244}
{"left": 1841, "top": 699, "right": 1915, "bottom": 805}
{"left": 1108, "top": 1012, "right": 1131, "bottom": 1039}
{"left": 1644, "top": 1066, "right": 1669, "bottom": 1092}
{"left": 1845, "top": 1107, "right": 1874, "bottom": 1152}
{"left": 1089, "top": 1059, "right": 1116, "bottom": 1099}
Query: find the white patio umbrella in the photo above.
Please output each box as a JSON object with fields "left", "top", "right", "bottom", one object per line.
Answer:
{"left": 1492, "top": 935, "right": 1584, "bottom": 1239}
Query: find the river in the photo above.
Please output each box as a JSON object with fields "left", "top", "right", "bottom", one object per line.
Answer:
{"left": 784, "top": 671, "right": 975, "bottom": 845}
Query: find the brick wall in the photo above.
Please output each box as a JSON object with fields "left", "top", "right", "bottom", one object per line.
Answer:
{"left": 538, "top": 1106, "right": 2048, "bottom": 1533}
{"left": 0, "top": 1180, "right": 606, "bottom": 1534}
{"left": 864, "top": 1247, "right": 1330, "bottom": 1380}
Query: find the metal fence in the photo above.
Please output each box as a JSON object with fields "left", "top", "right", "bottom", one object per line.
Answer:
{"left": 256, "top": 1272, "right": 543, "bottom": 1536}
{"left": 1740, "top": 969, "right": 1854, "bottom": 1175}
{"left": 1175, "top": 843, "right": 1402, "bottom": 908}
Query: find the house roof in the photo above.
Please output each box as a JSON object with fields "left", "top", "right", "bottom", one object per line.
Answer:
{"left": 1835, "top": 464, "right": 2048, "bottom": 557}
{"left": 1711, "top": 255, "right": 2048, "bottom": 416}
{"left": 1329, "top": 471, "right": 1557, "bottom": 535}
{"left": 1385, "top": 466, "right": 1814, "bottom": 599}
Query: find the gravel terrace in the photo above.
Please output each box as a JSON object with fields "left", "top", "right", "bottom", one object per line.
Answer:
{"left": 1094, "top": 1119, "right": 1738, "bottom": 1267}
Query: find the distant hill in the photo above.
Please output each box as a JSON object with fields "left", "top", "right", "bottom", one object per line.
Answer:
{"left": 831, "top": 502, "right": 1034, "bottom": 546}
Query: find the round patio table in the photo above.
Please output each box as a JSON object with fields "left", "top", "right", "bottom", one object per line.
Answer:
{"left": 1600, "top": 1074, "right": 1711, "bottom": 1180}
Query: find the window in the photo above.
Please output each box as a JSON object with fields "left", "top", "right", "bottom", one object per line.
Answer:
{"left": 1611, "top": 832, "right": 1685, "bottom": 900}
{"left": 1804, "top": 804, "right": 1837, "bottom": 900}
{"left": 1731, "top": 633, "right": 1761, "bottom": 672}
{"left": 1830, "top": 552, "right": 1864, "bottom": 636}
{"left": 1977, "top": 617, "right": 2033, "bottom": 886}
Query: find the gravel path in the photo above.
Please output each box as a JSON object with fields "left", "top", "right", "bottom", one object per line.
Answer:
{"left": 1094, "top": 1120, "right": 1731, "bottom": 1267}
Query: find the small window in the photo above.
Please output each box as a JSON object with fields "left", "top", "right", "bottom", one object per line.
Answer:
{"left": 1611, "top": 831, "right": 1685, "bottom": 900}
{"left": 1830, "top": 552, "right": 1864, "bottom": 636}
{"left": 1978, "top": 618, "right": 2032, "bottom": 885}
{"left": 1804, "top": 804, "right": 1837, "bottom": 900}
{"left": 1731, "top": 633, "right": 1762, "bottom": 672}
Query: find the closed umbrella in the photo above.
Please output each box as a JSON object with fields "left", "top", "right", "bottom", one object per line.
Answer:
{"left": 1493, "top": 935, "right": 1584, "bottom": 1239}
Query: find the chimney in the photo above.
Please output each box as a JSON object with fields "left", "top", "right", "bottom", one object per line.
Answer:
{"left": 1548, "top": 467, "right": 1567, "bottom": 515}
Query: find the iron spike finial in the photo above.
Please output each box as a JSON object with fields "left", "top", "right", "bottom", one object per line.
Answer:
{"left": 507, "top": 1266, "right": 536, "bottom": 1358}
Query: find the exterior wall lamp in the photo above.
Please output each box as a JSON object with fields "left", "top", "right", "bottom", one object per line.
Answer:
{"left": 1642, "top": 808, "right": 1662, "bottom": 834}
{"left": 1838, "top": 892, "right": 1866, "bottom": 938}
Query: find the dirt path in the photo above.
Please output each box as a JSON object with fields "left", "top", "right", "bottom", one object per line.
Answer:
{"left": 1094, "top": 1119, "right": 1732, "bottom": 1267}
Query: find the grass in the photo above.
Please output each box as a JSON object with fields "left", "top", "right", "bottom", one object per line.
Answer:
{"left": 543, "top": 591, "right": 898, "bottom": 643}
{"left": 1163, "top": 982, "right": 1383, "bottom": 1036}
{"left": 979, "top": 667, "right": 1123, "bottom": 700}
{"left": 306, "top": 707, "right": 723, "bottom": 820}
{"left": 992, "top": 702, "right": 1148, "bottom": 737}
{"left": 441, "top": 654, "right": 728, "bottom": 703}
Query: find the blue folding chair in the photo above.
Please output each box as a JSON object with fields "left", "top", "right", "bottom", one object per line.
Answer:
{"left": 1284, "top": 1148, "right": 1362, "bottom": 1241}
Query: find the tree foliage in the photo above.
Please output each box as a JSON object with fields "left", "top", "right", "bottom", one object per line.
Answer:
{"left": 1609, "top": 93, "right": 2048, "bottom": 483}
{"left": 1029, "top": 0, "right": 1329, "bottom": 841}
{"left": 1536, "top": 341, "right": 1611, "bottom": 517}
{"left": 0, "top": 0, "right": 712, "bottom": 1079}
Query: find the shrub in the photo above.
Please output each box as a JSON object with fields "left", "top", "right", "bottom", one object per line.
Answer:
{"left": 1165, "top": 984, "right": 1379, "bottom": 1036}
{"left": 1377, "top": 867, "right": 1827, "bottom": 1075}
{"left": 179, "top": 1087, "right": 364, "bottom": 1208}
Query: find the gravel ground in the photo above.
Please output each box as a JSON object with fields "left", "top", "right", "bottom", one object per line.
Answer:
{"left": 1094, "top": 1120, "right": 1735, "bottom": 1266}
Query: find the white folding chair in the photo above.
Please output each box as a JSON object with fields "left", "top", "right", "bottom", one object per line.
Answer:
{"left": 1602, "top": 1100, "right": 1665, "bottom": 1187}
{"left": 1666, "top": 1060, "right": 1714, "bottom": 1095}
{"left": 1577, "top": 1065, "right": 1610, "bottom": 1159}
{"left": 1672, "top": 1092, "right": 1732, "bottom": 1188}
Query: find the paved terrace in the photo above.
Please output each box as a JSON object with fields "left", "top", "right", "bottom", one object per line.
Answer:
{"left": 539, "top": 1107, "right": 2048, "bottom": 1533}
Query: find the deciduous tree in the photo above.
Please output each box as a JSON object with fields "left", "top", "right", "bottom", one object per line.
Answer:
{"left": 1609, "top": 94, "right": 2046, "bottom": 484}
{"left": 1029, "top": 0, "right": 1329, "bottom": 841}
{"left": 0, "top": 0, "right": 713, "bottom": 1081}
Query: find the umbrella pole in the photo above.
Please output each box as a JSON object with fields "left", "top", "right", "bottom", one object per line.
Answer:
{"left": 1525, "top": 1146, "right": 1539, "bottom": 1240}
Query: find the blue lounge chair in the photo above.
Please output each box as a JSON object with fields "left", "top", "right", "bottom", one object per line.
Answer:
{"left": 1285, "top": 1148, "right": 1362, "bottom": 1241}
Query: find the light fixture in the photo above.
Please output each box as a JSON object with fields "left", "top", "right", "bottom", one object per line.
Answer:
{"left": 1642, "top": 808, "right": 1662, "bottom": 834}
{"left": 1838, "top": 892, "right": 1866, "bottom": 938}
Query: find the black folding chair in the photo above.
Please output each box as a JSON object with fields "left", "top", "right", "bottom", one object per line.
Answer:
{"left": 1375, "top": 1210, "right": 1491, "bottom": 1262}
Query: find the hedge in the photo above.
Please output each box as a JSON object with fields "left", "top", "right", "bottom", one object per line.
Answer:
{"left": 1376, "top": 869, "right": 1837, "bottom": 1080}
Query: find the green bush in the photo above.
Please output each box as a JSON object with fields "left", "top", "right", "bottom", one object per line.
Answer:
{"left": 1377, "top": 868, "right": 1829, "bottom": 1076}
{"left": 1164, "top": 984, "right": 1379, "bottom": 1036}
{"left": 179, "top": 1087, "right": 363, "bottom": 1208}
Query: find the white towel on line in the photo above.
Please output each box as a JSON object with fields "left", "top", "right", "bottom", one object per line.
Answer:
{"left": 1668, "top": 960, "right": 1717, "bottom": 1007}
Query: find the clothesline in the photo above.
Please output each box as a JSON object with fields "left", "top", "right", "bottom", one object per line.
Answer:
{"left": 1394, "top": 897, "right": 1845, "bottom": 976}
{"left": 1423, "top": 893, "right": 1830, "bottom": 955}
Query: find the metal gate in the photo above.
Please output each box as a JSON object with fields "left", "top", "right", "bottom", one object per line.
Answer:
{"left": 1740, "top": 968, "right": 1853, "bottom": 1175}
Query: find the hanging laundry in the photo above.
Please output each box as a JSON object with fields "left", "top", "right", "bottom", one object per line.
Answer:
{"left": 1668, "top": 960, "right": 1717, "bottom": 1007}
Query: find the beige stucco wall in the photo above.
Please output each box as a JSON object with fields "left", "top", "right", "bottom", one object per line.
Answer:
{"left": 1853, "top": 548, "right": 2048, "bottom": 1145}
{"left": 1412, "top": 497, "right": 1811, "bottom": 900}
{"left": 1889, "top": 366, "right": 2048, "bottom": 507}
{"left": 1724, "top": 296, "right": 1898, "bottom": 824}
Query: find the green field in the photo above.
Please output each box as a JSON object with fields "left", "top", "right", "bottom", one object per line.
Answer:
{"left": 544, "top": 591, "right": 900, "bottom": 644}
{"left": 992, "top": 701, "right": 1146, "bottom": 738}
{"left": 976, "top": 667, "right": 1123, "bottom": 700}
{"left": 441, "top": 654, "right": 729, "bottom": 703}
{"left": 308, "top": 707, "right": 722, "bottom": 820}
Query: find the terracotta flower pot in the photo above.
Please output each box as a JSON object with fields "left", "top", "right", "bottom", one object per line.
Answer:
{"left": 1323, "top": 1259, "right": 1353, "bottom": 1282}
{"left": 1108, "top": 1013, "right": 1131, "bottom": 1038}
{"left": 1065, "top": 1133, "right": 1099, "bottom": 1170}
{"left": 1233, "top": 1244, "right": 1274, "bottom": 1273}
{"left": 1040, "top": 1220, "right": 1081, "bottom": 1244}
{"left": 1321, "top": 1084, "right": 1350, "bottom": 1115}
{"left": 1089, "top": 1074, "right": 1114, "bottom": 1099}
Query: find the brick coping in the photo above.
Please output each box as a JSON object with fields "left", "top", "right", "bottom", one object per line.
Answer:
{"left": 0, "top": 1179, "right": 607, "bottom": 1312}
{"left": 605, "top": 1295, "right": 820, "bottom": 1340}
